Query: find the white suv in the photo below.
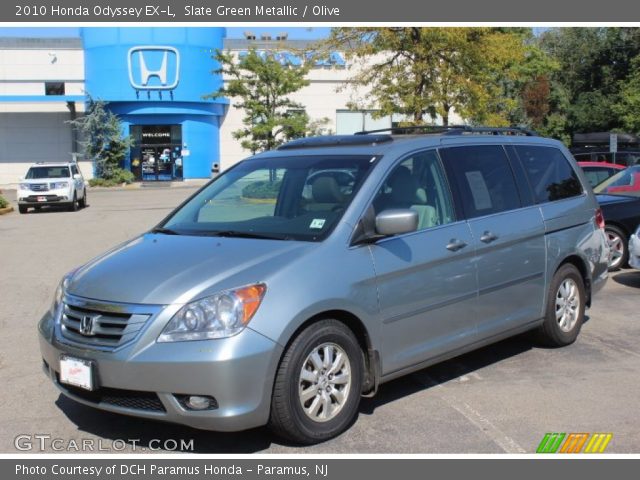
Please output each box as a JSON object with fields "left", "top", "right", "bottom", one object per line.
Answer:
{"left": 17, "top": 162, "right": 87, "bottom": 214}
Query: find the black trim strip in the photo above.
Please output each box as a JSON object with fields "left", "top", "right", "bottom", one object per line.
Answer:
{"left": 382, "top": 271, "right": 544, "bottom": 325}
{"left": 478, "top": 271, "right": 544, "bottom": 297}
{"left": 544, "top": 219, "right": 590, "bottom": 236}
{"left": 382, "top": 291, "right": 477, "bottom": 325}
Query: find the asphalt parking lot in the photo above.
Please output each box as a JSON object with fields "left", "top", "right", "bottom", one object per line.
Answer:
{"left": 1, "top": 186, "right": 639, "bottom": 453}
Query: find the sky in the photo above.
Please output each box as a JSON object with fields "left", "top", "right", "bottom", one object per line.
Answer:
{"left": 0, "top": 27, "right": 332, "bottom": 39}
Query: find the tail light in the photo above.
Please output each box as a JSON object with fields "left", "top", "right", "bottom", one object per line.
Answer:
{"left": 595, "top": 208, "right": 605, "bottom": 230}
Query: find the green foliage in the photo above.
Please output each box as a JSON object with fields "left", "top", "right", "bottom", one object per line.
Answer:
{"left": 88, "top": 168, "right": 135, "bottom": 187}
{"left": 327, "top": 27, "right": 543, "bottom": 126}
{"left": 206, "top": 49, "right": 312, "bottom": 153}
{"left": 614, "top": 56, "right": 640, "bottom": 132}
{"left": 540, "top": 27, "right": 640, "bottom": 137}
{"left": 68, "top": 97, "right": 134, "bottom": 180}
{"left": 242, "top": 180, "right": 282, "bottom": 199}
{"left": 0, "top": 195, "right": 8, "bottom": 209}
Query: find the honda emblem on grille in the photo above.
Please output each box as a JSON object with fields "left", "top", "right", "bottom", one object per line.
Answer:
{"left": 79, "top": 315, "right": 95, "bottom": 336}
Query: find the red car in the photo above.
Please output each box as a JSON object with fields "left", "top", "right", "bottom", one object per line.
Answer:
{"left": 578, "top": 161, "right": 626, "bottom": 188}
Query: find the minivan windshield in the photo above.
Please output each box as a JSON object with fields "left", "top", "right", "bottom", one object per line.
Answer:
{"left": 594, "top": 165, "right": 640, "bottom": 197}
{"left": 25, "top": 166, "right": 70, "bottom": 179}
{"left": 159, "top": 155, "right": 377, "bottom": 241}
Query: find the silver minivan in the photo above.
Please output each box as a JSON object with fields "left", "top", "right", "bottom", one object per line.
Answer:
{"left": 38, "top": 128, "right": 610, "bottom": 444}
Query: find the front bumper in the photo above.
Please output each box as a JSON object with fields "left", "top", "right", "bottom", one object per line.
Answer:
{"left": 18, "top": 188, "right": 72, "bottom": 205}
{"left": 629, "top": 234, "right": 640, "bottom": 270}
{"left": 38, "top": 309, "right": 283, "bottom": 432}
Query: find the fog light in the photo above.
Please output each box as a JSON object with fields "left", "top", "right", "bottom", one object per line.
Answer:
{"left": 187, "top": 396, "right": 210, "bottom": 410}
{"left": 174, "top": 393, "right": 218, "bottom": 410}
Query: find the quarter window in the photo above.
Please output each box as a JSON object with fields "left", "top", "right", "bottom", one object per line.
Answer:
{"left": 440, "top": 145, "right": 521, "bottom": 219}
{"left": 515, "top": 146, "right": 582, "bottom": 203}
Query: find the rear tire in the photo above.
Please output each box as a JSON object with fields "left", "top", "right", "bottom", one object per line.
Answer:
{"left": 269, "top": 320, "right": 363, "bottom": 445}
{"left": 18, "top": 205, "right": 28, "bottom": 214}
{"left": 79, "top": 190, "right": 87, "bottom": 208}
{"left": 537, "top": 264, "right": 586, "bottom": 347}
{"left": 605, "top": 225, "right": 628, "bottom": 271}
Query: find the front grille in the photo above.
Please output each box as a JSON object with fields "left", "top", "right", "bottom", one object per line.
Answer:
{"left": 25, "top": 195, "right": 60, "bottom": 202}
{"left": 57, "top": 297, "right": 155, "bottom": 351}
{"left": 30, "top": 183, "right": 49, "bottom": 192}
{"left": 57, "top": 376, "right": 166, "bottom": 412}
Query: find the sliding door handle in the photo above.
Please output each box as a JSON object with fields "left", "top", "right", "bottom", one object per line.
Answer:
{"left": 446, "top": 239, "right": 468, "bottom": 252}
{"left": 480, "top": 231, "right": 498, "bottom": 243}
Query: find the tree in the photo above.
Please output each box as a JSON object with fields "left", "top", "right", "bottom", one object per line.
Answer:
{"left": 206, "top": 49, "right": 311, "bottom": 153}
{"left": 326, "top": 27, "right": 534, "bottom": 126}
{"left": 540, "top": 27, "right": 640, "bottom": 136}
{"left": 614, "top": 56, "right": 640, "bottom": 133}
{"left": 68, "top": 98, "right": 133, "bottom": 179}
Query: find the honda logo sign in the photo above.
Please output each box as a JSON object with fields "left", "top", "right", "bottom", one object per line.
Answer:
{"left": 79, "top": 315, "right": 96, "bottom": 336}
{"left": 127, "top": 46, "right": 180, "bottom": 90}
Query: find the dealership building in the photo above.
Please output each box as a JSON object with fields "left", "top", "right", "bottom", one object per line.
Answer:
{"left": 0, "top": 27, "right": 459, "bottom": 185}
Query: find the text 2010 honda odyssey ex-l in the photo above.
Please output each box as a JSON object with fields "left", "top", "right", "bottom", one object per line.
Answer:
{"left": 39, "top": 127, "right": 609, "bottom": 444}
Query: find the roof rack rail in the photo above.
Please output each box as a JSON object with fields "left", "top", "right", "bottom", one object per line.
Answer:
{"left": 355, "top": 125, "right": 465, "bottom": 135}
{"left": 277, "top": 134, "right": 393, "bottom": 150}
{"left": 356, "top": 125, "right": 538, "bottom": 137}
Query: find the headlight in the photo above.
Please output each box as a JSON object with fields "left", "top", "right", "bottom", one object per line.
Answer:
{"left": 158, "top": 284, "right": 266, "bottom": 342}
{"left": 51, "top": 182, "right": 69, "bottom": 189}
{"left": 19, "top": 183, "right": 30, "bottom": 191}
{"left": 50, "top": 270, "right": 75, "bottom": 316}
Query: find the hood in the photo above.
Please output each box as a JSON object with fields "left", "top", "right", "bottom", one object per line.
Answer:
{"left": 596, "top": 193, "right": 640, "bottom": 205}
{"left": 67, "top": 233, "right": 313, "bottom": 305}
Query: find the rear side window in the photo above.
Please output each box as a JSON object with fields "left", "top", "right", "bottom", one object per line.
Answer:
{"left": 440, "top": 145, "right": 521, "bottom": 219}
{"left": 515, "top": 146, "right": 582, "bottom": 203}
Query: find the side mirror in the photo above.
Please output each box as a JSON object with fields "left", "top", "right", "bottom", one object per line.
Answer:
{"left": 375, "top": 209, "right": 418, "bottom": 236}
{"left": 73, "top": 174, "right": 82, "bottom": 180}
{"left": 18, "top": 176, "right": 24, "bottom": 181}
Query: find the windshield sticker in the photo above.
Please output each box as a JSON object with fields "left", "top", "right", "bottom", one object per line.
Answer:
{"left": 464, "top": 171, "right": 493, "bottom": 210}
{"left": 310, "top": 218, "right": 326, "bottom": 229}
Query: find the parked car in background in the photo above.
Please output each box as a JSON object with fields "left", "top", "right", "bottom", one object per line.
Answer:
{"left": 571, "top": 132, "right": 640, "bottom": 167}
{"left": 577, "top": 161, "right": 625, "bottom": 188}
{"left": 594, "top": 165, "right": 640, "bottom": 195}
{"left": 38, "top": 128, "right": 609, "bottom": 444}
{"left": 628, "top": 225, "right": 640, "bottom": 270}
{"left": 594, "top": 165, "right": 640, "bottom": 270}
{"left": 17, "top": 162, "right": 87, "bottom": 214}
{"left": 573, "top": 151, "right": 640, "bottom": 167}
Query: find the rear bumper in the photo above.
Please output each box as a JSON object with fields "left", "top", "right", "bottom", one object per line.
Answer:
{"left": 38, "top": 310, "right": 283, "bottom": 432}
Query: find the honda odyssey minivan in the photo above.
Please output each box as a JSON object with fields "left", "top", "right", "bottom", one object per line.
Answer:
{"left": 38, "top": 127, "right": 610, "bottom": 444}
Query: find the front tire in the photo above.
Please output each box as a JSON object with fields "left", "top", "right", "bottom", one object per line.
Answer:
{"left": 18, "top": 205, "right": 28, "bottom": 214}
{"left": 68, "top": 193, "right": 79, "bottom": 212}
{"left": 269, "top": 320, "right": 363, "bottom": 444}
{"left": 537, "top": 264, "right": 586, "bottom": 347}
{"left": 79, "top": 189, "right": 87, "bottom": 208}
{"left": 605, "top": 225, "right": 628, "bottom": 271}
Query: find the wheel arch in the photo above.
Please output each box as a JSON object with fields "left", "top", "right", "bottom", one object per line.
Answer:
{"left": 277, "top": 309, "right": 380, "bottom": 397}
{"left": 556, "top": 255, "right": 592, "bottom": 307}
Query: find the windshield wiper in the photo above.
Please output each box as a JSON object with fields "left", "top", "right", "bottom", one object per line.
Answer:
{"left": 150, "top": 227, "right": 180, "bottom": 235}
{"left": 205, "top": 230, "right": 291, "bottom": 240}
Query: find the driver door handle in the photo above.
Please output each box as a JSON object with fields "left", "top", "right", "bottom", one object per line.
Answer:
{"left": 480, "top": 231, "right": 498, "bottom": 243}
{"left": 446, "top": 239, "right": 468, "bottom": 252}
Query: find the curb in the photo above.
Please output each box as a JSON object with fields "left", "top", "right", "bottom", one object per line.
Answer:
{"left": 0, "top": 206, "right": 14, "bottom": 215}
